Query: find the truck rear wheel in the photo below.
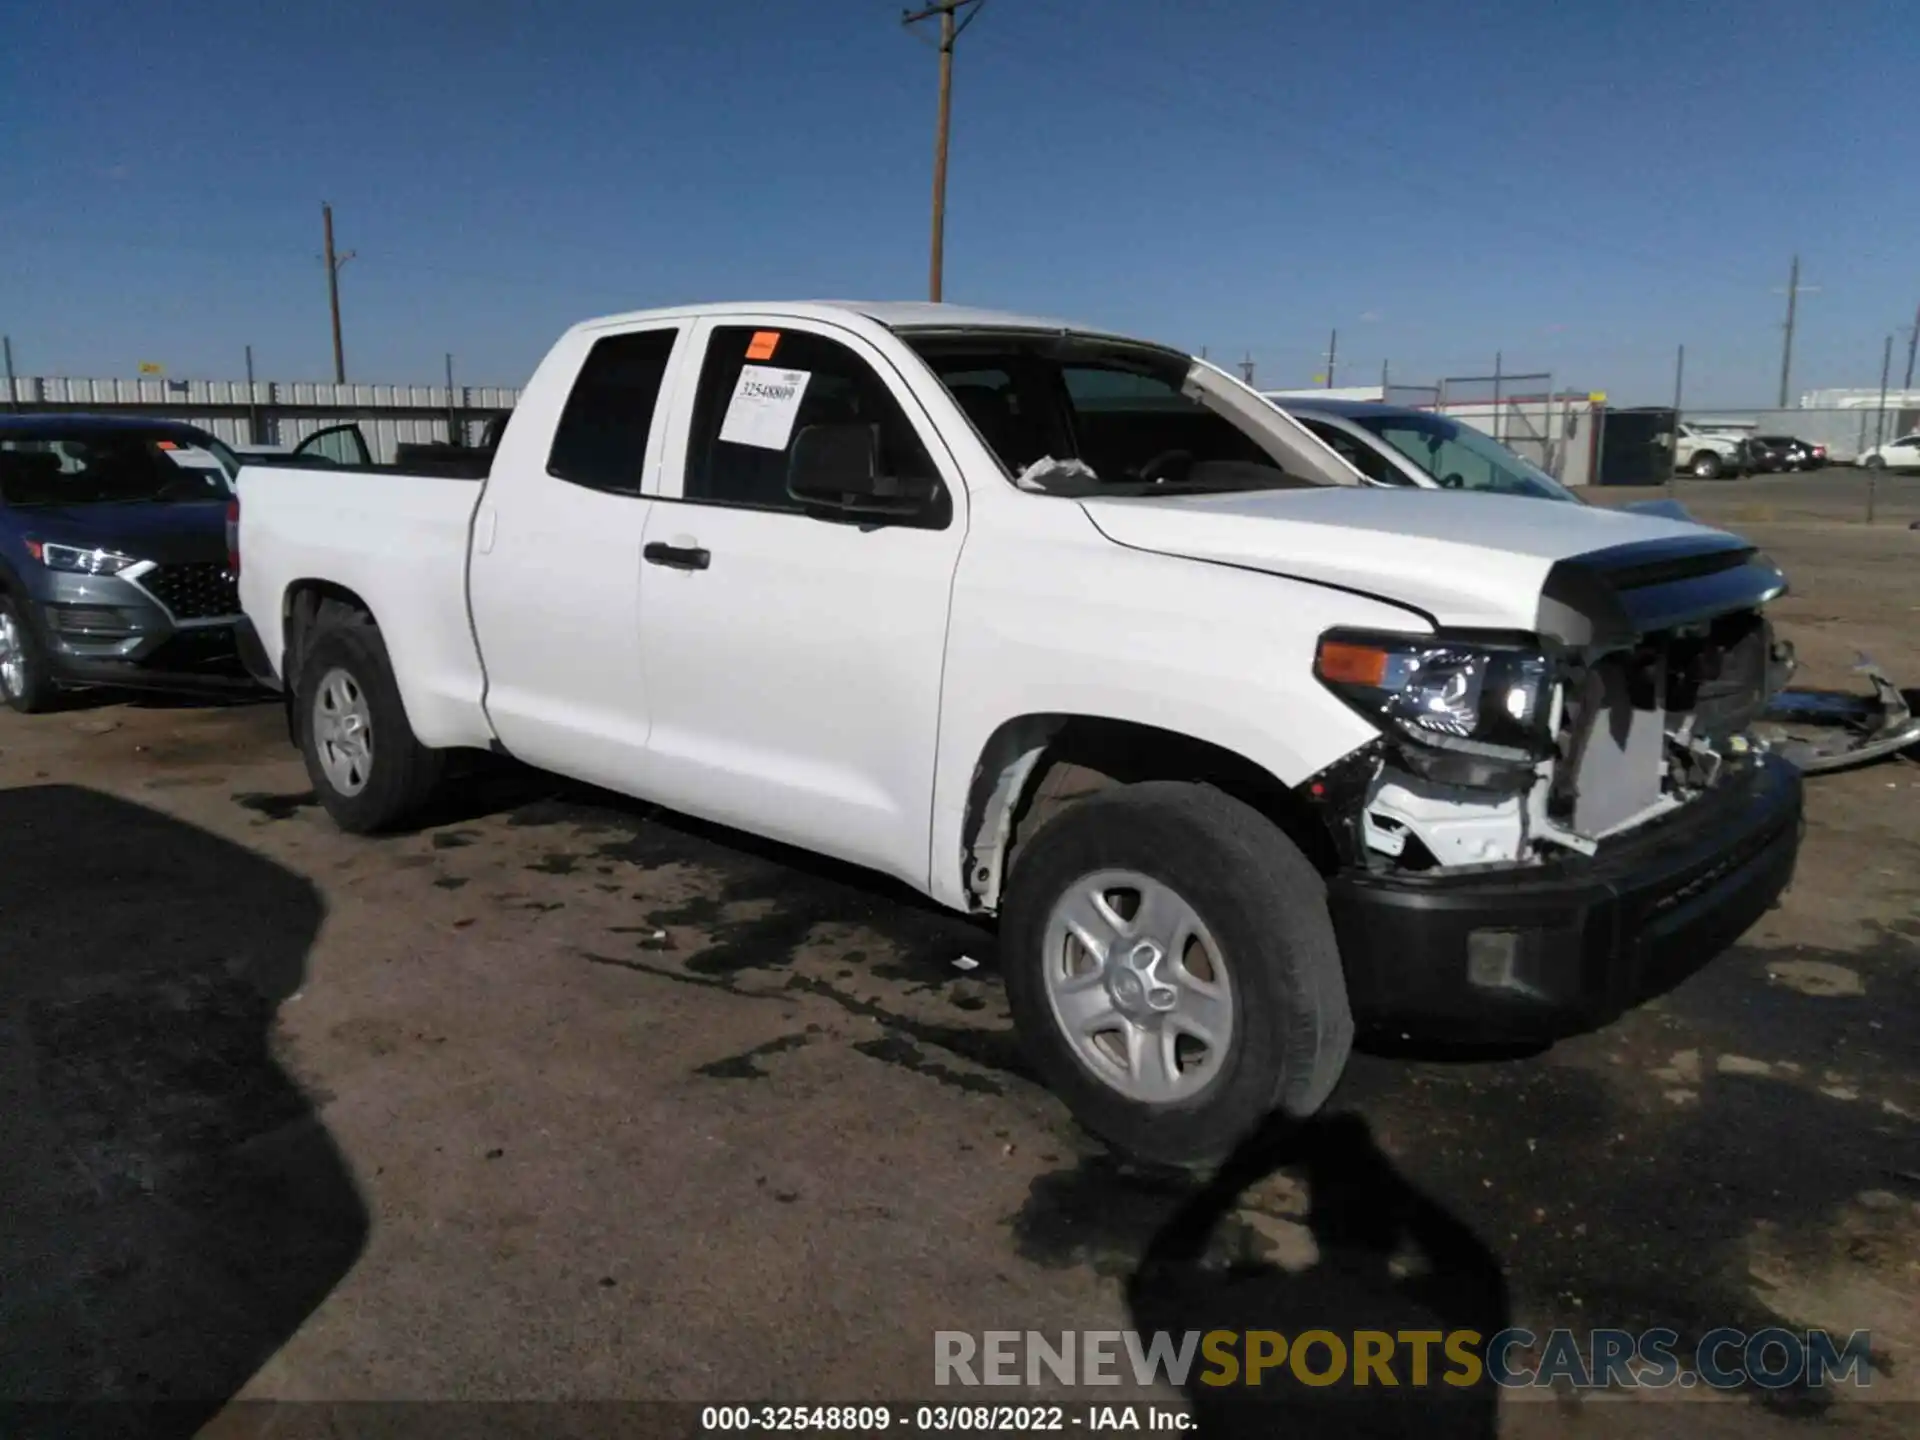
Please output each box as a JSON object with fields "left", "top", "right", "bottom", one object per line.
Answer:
{"left": 1690, "top": 451, "right": 1725, "bottom": 479}
{"left": 294, "top": 613, "right": 444, "bottom": 833}
{"left": 1000, "top": 781, "right": 1353, "bottom": 1169}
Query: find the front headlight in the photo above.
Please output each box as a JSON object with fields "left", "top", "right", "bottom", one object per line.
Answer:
{"left": 27, "top": 540, "right": 140, "bottom": 575}
{"left": 1315, "top": 629, "right": 1552, "bottom": 760}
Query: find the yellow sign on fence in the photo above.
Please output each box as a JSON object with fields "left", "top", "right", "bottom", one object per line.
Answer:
{"left": 138, "top": 362, "right": 164, "bottom": 375}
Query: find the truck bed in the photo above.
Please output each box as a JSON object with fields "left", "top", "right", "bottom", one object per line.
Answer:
{"left": 234, "top": 462, "right": 497, "bottom": 751}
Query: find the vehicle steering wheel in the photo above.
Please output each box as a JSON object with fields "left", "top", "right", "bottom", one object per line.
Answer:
{"left": 1134, "top": 449, "right": 1194, "bottom": 484}
{"left": 1439, "top": 472, "right": 1466, "bottom": 490}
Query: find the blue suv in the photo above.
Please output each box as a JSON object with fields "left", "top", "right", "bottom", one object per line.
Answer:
{"left": 0, "top": 414, "right": 256, "bottom": 712}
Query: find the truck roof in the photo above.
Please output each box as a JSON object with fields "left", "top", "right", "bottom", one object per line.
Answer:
{"left": 571, "top": 299, "right": 1135, "bottom": 341}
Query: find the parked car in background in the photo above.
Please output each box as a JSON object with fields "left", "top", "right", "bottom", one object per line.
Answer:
{"left": 1272, "top": 397, "right": 1579, "bottom": 502}
{"left": 1858, "top": 433, "right": 1920, "bottom": 470}
{"left": 1769, "top": 435, "right": 1827, "bottom": 470}
{"left": 1666, "top": 422, "right": 1746, "bottom": 479}
{"left": 0, "top": 415, "right": 253, "bottom": 711}
{"left": 1740, "top": 436, "right": 1791, "bottom": 474}
{"left": 234, "top": 299, "right": 1801, "bottom": 1167}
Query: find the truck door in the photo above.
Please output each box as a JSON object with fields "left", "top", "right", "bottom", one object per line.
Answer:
{"left": 636, "top": 318, "right": 968, "bottom": 887}
{"left": 466, "top": 322, "right": 688, "bottom": 790}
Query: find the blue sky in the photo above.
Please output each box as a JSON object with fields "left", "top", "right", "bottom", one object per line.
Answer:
{"left": 2, "top": 0, "right": 1913, "bottom": 404}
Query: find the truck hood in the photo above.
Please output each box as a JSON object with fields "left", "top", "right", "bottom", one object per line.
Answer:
{"left": 1077, "top": 486, "right": 1786, "bottom": 646}
{"left": 8, "top": 500, "right": 230, "bottom": 566}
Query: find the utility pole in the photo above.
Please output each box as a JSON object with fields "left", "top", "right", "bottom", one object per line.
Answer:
{"left": 1239, "top": 352, "right": 1255, "bottom": 385}
{"left": 1870, "top": 334, "right": 1892, "bottom": 524}
{"left": 1668, "top": 343, "right": 1685, "bottom": 498}
{"left": 1774, "top": 253, "right": 1817, "bottom": 409}
{"left": 1492, "top": 350, "right": 1504, "bottom": 444}
{"left": 2, "top": 335, "right": 15, "bottom": 411}
{"left": 1324, "top": 329, "right": 1338, "bottom": 388}
{"left": 902, "top": 0, "right": 983, "bottom": 303}
{"left": 244, "top": 344, "right": 260, "bottom": 444}
{"left": 322, "top": 202, "right": 355, "bottom": 384}
{"left": 445, "top": 353, "right": 459, "bottom": 446}
{"left": 1903, "top": 300, "right": 1919, "bottom": 393}
{"left": 1380, "top": 359, "right": 1390, "bottom": 393}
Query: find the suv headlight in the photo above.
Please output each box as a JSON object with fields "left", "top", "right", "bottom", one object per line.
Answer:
{"left": 1315, "top": 629, "right": 1552, "bottom": 761}
{"left": 26, "top": 540, "right": 139, "bottom": 575}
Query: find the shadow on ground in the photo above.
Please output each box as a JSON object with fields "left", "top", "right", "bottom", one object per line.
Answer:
{"left": 1127, "top": 1112, "right": 1507, "bottom": 1438}
{"left": 40, "top": 686, "right": 275, "bottom": 715}
{"left": 0, "top": 785, "right": 366, "bottom": 1439}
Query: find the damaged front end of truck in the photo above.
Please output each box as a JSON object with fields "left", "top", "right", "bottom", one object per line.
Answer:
{"left": 1303, "top": 533, "right": 1805, "bottom": 1042}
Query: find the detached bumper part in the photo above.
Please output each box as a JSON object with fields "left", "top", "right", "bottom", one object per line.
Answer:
{"left": 1326, "top": 756, "right": 1802, "bottom": 1043}
{"left": 1760, "top": 655, "right": 1920, "bottom": 775}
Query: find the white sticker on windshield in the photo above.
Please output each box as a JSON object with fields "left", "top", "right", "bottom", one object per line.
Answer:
{"left": 719, "top": 365, "right": 812, "bottom": 451}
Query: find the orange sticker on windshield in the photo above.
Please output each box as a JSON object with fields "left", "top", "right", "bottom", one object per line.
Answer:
{"left": 745, "top": 331, "right": 781, "bottom": 360}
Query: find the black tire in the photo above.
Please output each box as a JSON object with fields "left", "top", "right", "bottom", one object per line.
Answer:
{"left": 0, "top": 594, "right": 56, "bottom": 714}
{"left": 1864, "top": 455, "right": 1886, "bottom": 470}
{"left": 294, "top": 610, "right": 444, "bottom": 833}
{"left": 1690, "top": 451, "right": 1724, "bottom": 480}
{"left": 1000, "top": 781, "right": 1353, "bottom": 1169}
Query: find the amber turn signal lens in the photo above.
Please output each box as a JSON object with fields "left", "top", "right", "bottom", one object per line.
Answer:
{"left": 1316, "top": 640, "right": 1389, "bottom": 687}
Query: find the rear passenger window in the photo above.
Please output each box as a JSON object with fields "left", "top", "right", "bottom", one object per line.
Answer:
{"left": 683, "top": 326, "right": 940, "bottom": 515}
{"left": 546, "top": 328, "right": 679, "bottom": 495}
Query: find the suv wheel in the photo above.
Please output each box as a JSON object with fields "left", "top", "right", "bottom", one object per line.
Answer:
{"left": 0, "top": 596, "right": 55, "bottom": 714}
{"left": 1690, "top": 451, "right": 1725, "bottom": 480}
{"left": 1000, "top": 781, "right": 1353, "bottom": 1169}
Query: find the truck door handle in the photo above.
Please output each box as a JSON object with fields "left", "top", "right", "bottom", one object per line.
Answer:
{"left": 644, "top": 542, "right": 710, "bottom": 571}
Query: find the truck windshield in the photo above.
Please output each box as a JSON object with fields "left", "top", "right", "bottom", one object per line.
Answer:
{"left": 0, "top": 433, "right": 234, "bottom": 506}
{"left": 900, "top": 333, "right": 1328, "bottom": 496}
{"left": 1346, "top": 412, "right": 1577, "bottom": 502}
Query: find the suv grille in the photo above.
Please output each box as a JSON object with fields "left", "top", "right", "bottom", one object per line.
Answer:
{"left": 141, "top": 562, "right": 240, "bottom": 620}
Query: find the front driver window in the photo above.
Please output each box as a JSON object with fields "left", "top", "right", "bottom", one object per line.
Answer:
{"left": 684, "top": 326, "right": 942, "bottom": 518}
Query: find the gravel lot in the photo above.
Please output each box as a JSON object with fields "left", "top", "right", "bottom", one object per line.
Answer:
{"left": 2, "top": 473, "right": 1916, "bottom": 1438}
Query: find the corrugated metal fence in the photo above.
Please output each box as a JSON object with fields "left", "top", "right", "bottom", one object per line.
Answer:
{"left": 2, "top": 374, "right": 522, "bottom": 463}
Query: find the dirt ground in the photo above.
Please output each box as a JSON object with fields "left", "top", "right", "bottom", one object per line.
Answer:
{"left": 1, "top": 473, "right": 1916, "bottom": 1439}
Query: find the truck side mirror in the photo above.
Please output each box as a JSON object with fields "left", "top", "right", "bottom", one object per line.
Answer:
{"left": 786, "top": 423, "right": 936, "bottom": 517}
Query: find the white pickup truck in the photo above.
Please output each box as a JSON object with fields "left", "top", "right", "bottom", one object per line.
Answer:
{"left": 233, "top": 301, "right": 1803, "bottom": 1166}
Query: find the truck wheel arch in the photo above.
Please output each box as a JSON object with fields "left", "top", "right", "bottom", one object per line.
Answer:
{"left": 960, "top": 713, "right": 1341, "bottom": 912}
{"left": 283, "top": 580, "right": 380, "bottom": 683}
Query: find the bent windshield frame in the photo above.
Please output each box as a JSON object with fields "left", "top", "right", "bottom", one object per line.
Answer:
{"left": 897, "top": 330, "right": 1355, "bottom": 496}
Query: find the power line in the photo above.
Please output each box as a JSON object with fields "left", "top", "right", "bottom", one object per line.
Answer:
{"left": 902, "top": 0, "right": 985, "bottom": 303}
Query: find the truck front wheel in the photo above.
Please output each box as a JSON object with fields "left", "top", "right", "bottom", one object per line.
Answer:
{"left": 294, "top": 613, "right": 444, "bottom": 833}
{"left": 1690, "top": 451, "right": 1725, "bottom": 479}
{"left": 1000, "top": 781, "right": 1353, "bottom": 1168}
